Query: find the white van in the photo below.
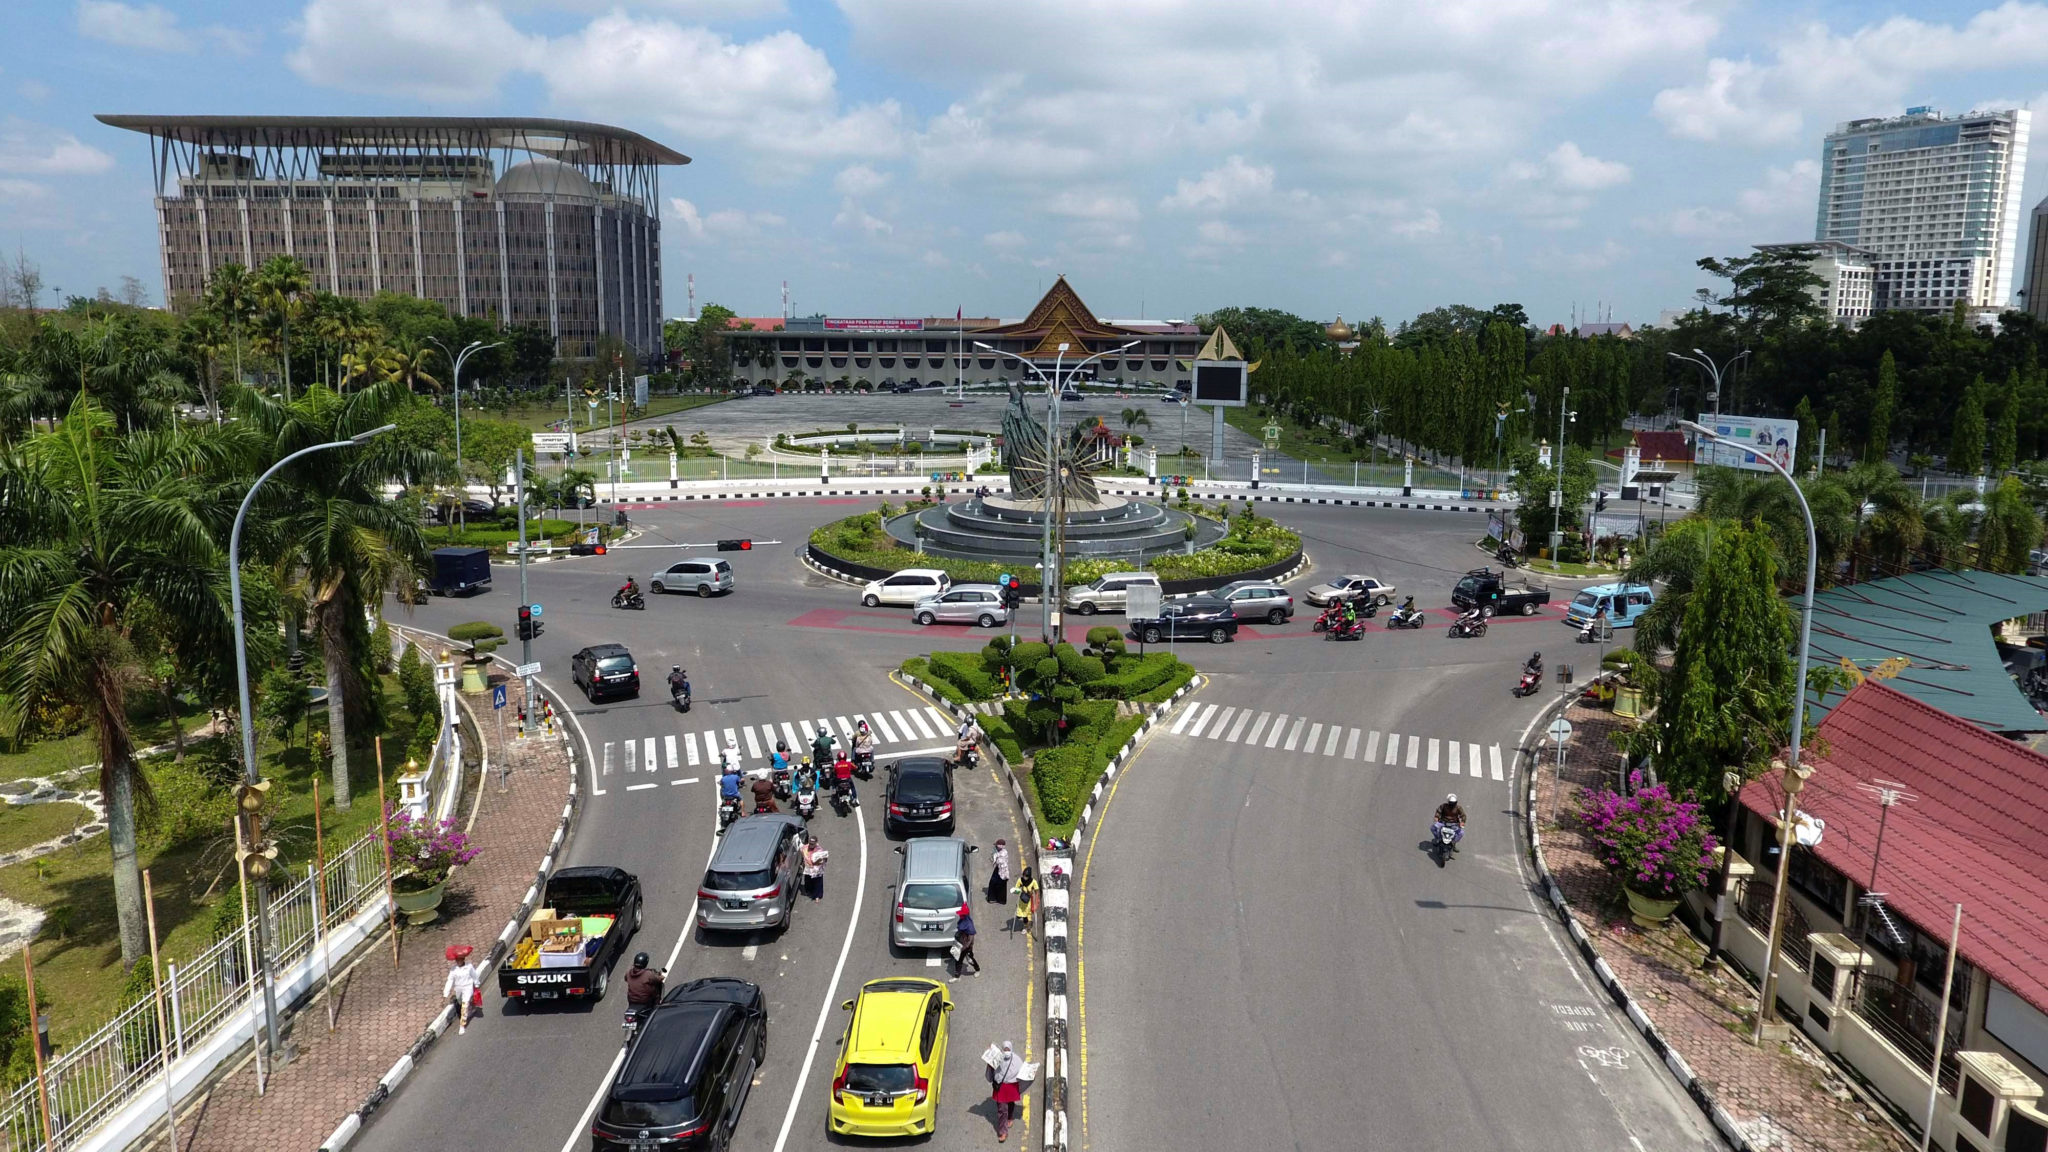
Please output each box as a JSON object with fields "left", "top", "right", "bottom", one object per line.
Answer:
{"left": 861, "top": 569, "right": 952, "bottom": 607}
{"left": 1063, "top": 571, "right": 1161, "bottom": 615}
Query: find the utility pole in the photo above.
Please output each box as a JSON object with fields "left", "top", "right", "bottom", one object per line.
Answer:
{"left": 1550, "top": 386, "right": 1575, "bottom": 557}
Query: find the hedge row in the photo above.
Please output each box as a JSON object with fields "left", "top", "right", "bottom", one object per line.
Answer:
{"left": 1081, "top": 652, "right": 1183, "bottom": 700}
{"left": 899, "top": 658, "right": 971, "bottom": 710}
{"left": 926, "top": 650, "right": 1002, "bottom": 701}
{"left": 1032, "top": 713, "right": 1147, "bottom": 827}
{"left": 1134, "top": 660, "right": 1199, "bottom": 703}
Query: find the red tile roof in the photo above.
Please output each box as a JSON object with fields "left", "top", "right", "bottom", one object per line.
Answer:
{"left": 1738, "top": 681, "right": 2048, "bottom": 1014}
{"left": 1632, "top": 430, "right": 1690, "bottom": 465}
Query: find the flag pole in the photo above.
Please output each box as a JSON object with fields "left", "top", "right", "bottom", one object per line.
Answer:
{"left": 22, "top": 945, "right": 52, "bottom": 1147}
{"left": 144, "top": 868, "right": 181, "bottom": 1152}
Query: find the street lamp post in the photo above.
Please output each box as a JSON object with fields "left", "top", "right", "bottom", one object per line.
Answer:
{"left": 1550, "top": 387, "right": 1576, "bottom": 556}
{"left": 227, "top": 423, "right": 395, "bottom": 1060}
{"left": 1680, "top": 418, "right": 1816, "bottom": 1044}
{"left": 428, "top": 338, "right": 504, "bottom": 532}
{"left": 976, "top": 339, "right": 1138, "bottom": 643}
{"left": 1667, "top": 348, "right": 1749, "bottom": 428}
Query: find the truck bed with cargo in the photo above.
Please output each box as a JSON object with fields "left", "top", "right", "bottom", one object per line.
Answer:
{"left": 498, "top": 865, "right": 642, "bottom": 1004}
{"left": 1451, "top": 567, "right": 1551, "bottom": 615}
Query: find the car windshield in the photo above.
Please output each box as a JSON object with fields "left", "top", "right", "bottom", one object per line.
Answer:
{"left": 895, "top": 771, "right": 947, "bottom": 802}
{"left": 843, "top": 1063, "right": 917, "bottom": 1094}
{"left": 547, "top": 874, "right": 617, "bottom": 904}
{"left": 598, "top": 656, "right": 634, "bottom": 673}
{"left": 704, "top": 867, "right": 775, "bottom": 891}
{"left": 600, "top": 1096, "right": 695, "bottom": 1128}
{"left": 901, "top": 883, "right": 960, "bottom": 910}
{"left": 1455, "top": 576, "right": 1481, "bottom": 596}
{"left": 1572, "top": 591, "right": 1599, "bottom": 608}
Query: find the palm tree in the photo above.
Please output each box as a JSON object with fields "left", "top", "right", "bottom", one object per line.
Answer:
{"left": 1119, "top": 407, "right": 1151, "bottom": 438}
{"left": 383, "top": 337, "right": 443, "bottom": 395}
{"left": 253, "top": 256, "right": 311, "bottom": 400}
{"left": 239, "top": 380, "right": 435, "bottom": 809}
{"left": 178, "top": 309, "right": 233, "bottom": 424}
{"left": 0, "top": 395, "right": 239, "bottom": 964}
{"left": 202, "top": 262, "right": 256, "bottom": 393}
{"left": 1836, "top": 462, "right": 1922, "bottom": 577}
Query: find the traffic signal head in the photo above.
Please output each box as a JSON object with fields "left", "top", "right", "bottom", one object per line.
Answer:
{"left": 716, "top": 539, "right": 753, "bottom": 551}
{"left": 516, "top": 604, "right": 544, "bottom": 640}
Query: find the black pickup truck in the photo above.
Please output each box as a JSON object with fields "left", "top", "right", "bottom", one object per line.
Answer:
{"left": 498, "top": 865, "right": 643, "bottom": 1005}
{"left": 1452, "top": 567, "right": 1551, "bottom": 616}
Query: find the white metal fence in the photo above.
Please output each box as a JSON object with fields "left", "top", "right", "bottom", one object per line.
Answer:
{"left": 0, "top": 829, "right": 387, "bottom": 1150}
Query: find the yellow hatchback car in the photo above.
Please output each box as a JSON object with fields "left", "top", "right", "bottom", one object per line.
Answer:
{"left": 828, "top": 977, "right": 953, "bottom": 1138}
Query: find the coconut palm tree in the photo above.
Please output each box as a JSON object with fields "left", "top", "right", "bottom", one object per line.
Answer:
{"left": 383, "top": 337, "right": 443, "bottom": 395}
{"left": 178, "top": 308, "right": 233, "bottom": 424}
{"left": 0, "top": 395, "right": 239, "bottom": 964}
{"left": 253, "top": 255, "right": 311, "bottom": 400}
{"left": 202, "top": 262, "right": 256, "bottom": 395}
{"left": 237, "top": 380, "right": 435, "bottom": 809}
{"left": 1118, "top": 407, "right": 1151, "bottom": 437}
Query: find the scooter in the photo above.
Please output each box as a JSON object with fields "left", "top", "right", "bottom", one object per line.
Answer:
{"left": 853, "top": 749, "right": 875, "bottom": 780}
{"left": 717, "top": 793, "right": 741, "bottom": 831}
{"left": 830, "top": 776, "right": 856, "bottom": 817}
{"left": 1312, "top": 604, "right": 1346, "bottom": 632}
{"left": 1431, "top": 822, "right": 1461, "bottom": 864}
{"left": 1575, "top": 621, "right": 1608, "bottom": 644}
{"left": 623, "top": 1005, "right": 649, "bottom": 1047}
{"left": 1512, "top": 664, "right": 1544, "bottom": 697}
{"left": 1449, "top": 614, "right": 1489, "bottom": 638}
{"left": 772, "top": 762, "right": 793, "bottom": 799}
{"left": 1324, "top": 616, "right": 1367, "bottom": 641}
{"left": 670, "top": 680, "right": 691, "bottom": 713}
{"left": 1386, "top": 607, "right": 1426, "bottom": 630}
{"left": 794, "top": 768, "right": 819, "bottom": 820}
{"left": 954, "top": 743, "right": 979, "bottom": 769}
{"left": 612, "top": 588, "right": 645, "bottom": 610}
{"left": 1495, "top": 545, "right": 1521, "bottom": 569}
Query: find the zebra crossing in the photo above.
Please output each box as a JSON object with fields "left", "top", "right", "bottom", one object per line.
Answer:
{"left": 592, "top": 703, "right": 962, "bottom": 795}
{"left": 1164, "top": 701, "right": 1512, "bottom": 783}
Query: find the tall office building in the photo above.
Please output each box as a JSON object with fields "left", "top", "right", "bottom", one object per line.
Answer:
{"left": 1814, "top": 107, "right": 2030, "bottom": 321}
{"left": 2024, "top": 196, "right": 2048, "bottom": 324}
{"left": 98, "top": 115, "right": 689, "bottom": 358}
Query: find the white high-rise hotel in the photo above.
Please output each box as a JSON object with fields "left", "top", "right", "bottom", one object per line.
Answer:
{"left": 1815, "top": 107, "right": 2031, "bottom": 321}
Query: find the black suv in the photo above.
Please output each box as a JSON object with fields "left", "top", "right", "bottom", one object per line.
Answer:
{"left": 592, "top": 978, "right": 767, "bottom": 1151}
{"left": 884, "top": 756, "right": 955, "bottom": 836}
{"left": 572, "top": 644, "right": 640, "bottom": 702}
{"left": 1128, "top": 596, "right": 1239, "bottom": 644}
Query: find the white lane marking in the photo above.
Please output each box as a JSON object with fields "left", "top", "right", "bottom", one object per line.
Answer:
{"left": 768, "top": 744, "right": 869, "bottom": 1152}
{"left": 1490, "top": 744, "right": 1505, "bottom": 781}
{"left": 925, "top": 954, "right": 943, "bottom": 967}
{"left": 671, "top": 778, "right": 697, "bottom": 786}
{"left": 1448, "top": 742, "right": 1461, "bottom": 776}
{"left": 627, "top": 782, "right": 658, "bottom": 792}
{"left": 624, "top": 738, "right": 637, "bottom": 773}
{"left": 742, "top": 944, "right": 759, "bottom": 962}
{"left": 762, "top": 724, "right": 780, "bottom": 756}
{"left": 1236, "top": 709, "right": 1269, "bottom": 746}
{"left": 924, "top": 706, "right": 951, "bottom": 731}
{"left": 1171, "top": 703, "right": 1204, "bottom": 736}
{"left": 1299, "top": 722, "right": 1319, "bottom": 752}
{"left": 1282, "top": 716, "right": 1305, "bottom": 750}
{"left": 781, "top": 722, "right": 805, "bottom": 755}
{"left": 1188, "top": 705, "right": 1219, "bottom": 738}
{"left": 744, "top": 726, "right": 763, "bottom": 759}
{"left": 664, "top": 735, "right": 679, "bottom": 772}
{"left": 906, "top": 709, "right": 938, "bottom": 739}
{"left": 1324, "top": 726, "right": 1341, "bottom": 756}
{"left": 644, "top": 740, "right": 656, "bottom": 775}
{"left": 1207, "top": 707, "right": 1237, "bottom": 739}
{"left": 1382, "top": 732, "right": 1398, "bottom": 765}
{"left": 1345, "top": 728, "right": 1361, "bottom": 759}
{"left": 1427, "top": 738, "right": 1440, "bottom": 772}
{"left": 1405, "top": 735, "right": 1419, "bottom": 768}
{"left": 1263, "top": 715, "right": 1289, "bottom": 749}
{"left": 722, "top": 728, "right": 741, "bottom": 757}
{"left": 1228, "top": 709, "right": 1255, "bottom": 742}
{"left": 602, "top": 741, "right": 615, "bottom": 776}
{"left": 685, "top": 732, "right": 701, "bottom": 767}
{"left": 871, "top": 712, "right": 899, "bottom": 742}
{"left": 877, "top": 744, "right": 956, "bottom": 761}
{"left": 835, "top": 715, "right": 854, "bottom": 740}
{"left": 1470, "top": 743, "right": 1483, "bottom": 782}
{"left": 888, "top": 710, "right": 916, "bottom": 741}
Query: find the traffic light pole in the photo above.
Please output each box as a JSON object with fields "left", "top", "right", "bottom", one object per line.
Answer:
{"left": 516, "top": 448, "right": 535, "bottom": 710}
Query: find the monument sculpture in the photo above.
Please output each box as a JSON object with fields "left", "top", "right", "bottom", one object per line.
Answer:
{"left": 1000, "top": 381, "right": 1101, "bottom": 505}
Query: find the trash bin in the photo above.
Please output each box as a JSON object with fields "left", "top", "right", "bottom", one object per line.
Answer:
{"left": 1559, "top": 664, "right": 1574, "bottom": 685}
{"left": 613, "top": 510, "right": 628, "bottom": 528}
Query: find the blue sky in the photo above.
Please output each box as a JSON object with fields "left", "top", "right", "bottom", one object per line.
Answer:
{"left": 6, "top": 0, "right": 2048, "bottom": 328}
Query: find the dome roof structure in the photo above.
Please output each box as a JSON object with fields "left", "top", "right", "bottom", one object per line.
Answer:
{"left": 1325, "top": 315, "right": 1354, "bottom": 341}
{"left": 494, "top": 157, "right": 601, "bottom": 202}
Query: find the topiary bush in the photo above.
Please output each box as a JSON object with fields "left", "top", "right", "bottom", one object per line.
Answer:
{"left": 449, "top": 621, "right": 506, "bottom": 662}
{"left": 927, "top": 651, "right": 1000, "bottom": 700}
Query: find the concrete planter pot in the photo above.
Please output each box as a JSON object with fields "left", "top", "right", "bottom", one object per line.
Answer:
{"left": 1624, "top": 887, "right": 1680, "bottom": 928}
{"left": 460, "top": 661, "right": 489, "bottom": 693}
{"left": 393, "top": 878, "right": 448, "bottom": 925}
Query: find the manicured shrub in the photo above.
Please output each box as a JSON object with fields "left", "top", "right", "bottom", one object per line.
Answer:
{"left": 927, "top": 651, "right": 1000, "bottom": 700}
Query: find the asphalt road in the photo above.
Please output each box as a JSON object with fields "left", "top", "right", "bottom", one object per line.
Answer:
{"left": 349, "top": 492, "right": 1707, "bottom": 1152}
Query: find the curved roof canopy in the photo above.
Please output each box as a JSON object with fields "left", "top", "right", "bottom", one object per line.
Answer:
{"left": 96, "top": 114, "right": 689, "bottom": 166}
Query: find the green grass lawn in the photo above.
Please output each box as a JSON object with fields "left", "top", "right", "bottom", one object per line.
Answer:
{"left": 0, "top": 697, "right": 210, "bottom": 786}
{"left": 0, "top": 673, "right": 420, "bottom": 1048}
{"left": 423, "top": 517, "right": 582, "bottom": 550}
{"left": 0, "top": 802, "right": 94, "bottom": 856}
{"left": 496, "top": 393, "right": 727, "bottom": 432}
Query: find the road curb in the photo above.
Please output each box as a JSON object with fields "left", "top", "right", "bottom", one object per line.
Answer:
{"left": 894, "top": 671, "right": 1203, "bottom": 1152}
{"left": 1515, "top": 681, "right": 1755, "bottom": 1152}
{"left": 318, "top": 662, "right": 583, "bottom": 1152}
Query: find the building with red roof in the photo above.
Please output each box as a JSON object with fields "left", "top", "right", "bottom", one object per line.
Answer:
{"left": 1718, "top": 680, "right": 2048, "bottom": 1142}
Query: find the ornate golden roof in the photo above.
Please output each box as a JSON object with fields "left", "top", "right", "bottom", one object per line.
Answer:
{"left": 1326, "top": 314, "right": 1354, "bottom": 341}
{"left": 978, "top": 276, "right": 1137, "bottom": 358}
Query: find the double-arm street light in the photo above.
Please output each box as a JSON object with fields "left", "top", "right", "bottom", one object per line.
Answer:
{"left": 975, "top": 339, "right": 1139, "bottom": 643}
{"left": 428, "top": 338, "right": 504, "bottom": 531}
{"left": 1667, "top": 347, "right": 1749, "bottom": 426}
{"left": 1550, "top": 387, "right": 1577, "bottom": 555}
{"left": 226, "top": 423, "right": 395, "bottom": 1060}
{"left": 1679, "top": 418, "right": 1816, "bottom": 1045}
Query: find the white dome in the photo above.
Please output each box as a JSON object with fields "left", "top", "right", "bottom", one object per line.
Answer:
{"left": 493, "top": 158, "right": 599, "bottom": 202}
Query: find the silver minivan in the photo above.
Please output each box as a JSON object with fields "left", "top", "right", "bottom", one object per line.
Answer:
{"left": 696, "top": 814, "right": 805, "bottom": 932}
{"left": 1063, "top": 571, "right": 1161, "bottom": 615}
{"left": 890, "top": 837, "right": 976, "bottom": 949}
{"left": 913, "top": 584, "right": 1009, "bottom": 628}
{"left": 649, "top": 558, "right": 735, "bottom": 597}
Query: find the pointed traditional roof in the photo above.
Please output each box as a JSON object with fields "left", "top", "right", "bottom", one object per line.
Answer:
{"left": 977, "top": 276, "right": 1143, "bottom": 358}
{"left": 1194, "top": 327, "right": 1245, "bottom": 361}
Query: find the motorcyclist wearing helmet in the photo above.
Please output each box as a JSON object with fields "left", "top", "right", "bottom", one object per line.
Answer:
{"left": 1525, "top": 651, "right": 1543, "bottom": 676}
{"left": 811, "top": 726, "right": 836, "bottom": 766}
{"left": 617, "top": 576, "right": 641, "bottom": 603}
{"left": 625, "top": 952, "right": 665, "bottom": 1007}
{"left": 1340, "top": 598, "right": 1359, "bottom": 628}
{"left": 1432, "top": 793, "right": 1467, "bottom": 849}
{"left": 667, "top": 665, "right": 689, "bottom": 698}
{"left": 832, "top": 747, "right": 859, "bottom": 805}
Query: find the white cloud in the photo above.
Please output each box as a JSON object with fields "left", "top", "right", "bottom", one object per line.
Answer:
{"left": 78, "top": 0, "right": 254, "bottom": 54}
{"left": 1642, "top": 206, "right": 1742, "bottom": 237}
{"left": 834, "top": 164, "right": 890, "bottom": 197}
{"left": 1654, "top": 6, "right": 2048, "bottom": 145}
{"left": 1543, "top": 142, "right": 1632, "bottom": 191}
{"left": 668, "top": 197, "right": 783, "bottom": 242}
{"left": 1736, "top": 159, "right": 1820, "bottom": 219}
{"left": 16, "top": 80, "right": 50, "bottom": 104}
{"left": 1161, "top": 156, "right": 1274, "bottom": 211}
{"left": 833, "top": 198, "right": 892, "bottom": 236}
{"left": 920, "top": 249, "right": 948, "bottom": 267}
{"left": 289, "top": 0, "right": 539, "bottom": 100}
{"left": 1045, "top": 189, "right": 1140, "bottom": 222}
{"left": 0, "top": 178, "right": 52, "bottom": 202}
{"left": 0, "top": 118, "right": 115, "bottom": 176}
{"left": 983, "top": 230, "right": 1028, "bottom": 251}
{"left": 1195, "top": 219, "right": 1245, "bottom": 246}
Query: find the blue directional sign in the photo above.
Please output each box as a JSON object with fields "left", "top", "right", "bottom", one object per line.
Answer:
{"left": 492, "top": 684, "right": 508, "bottom": 711}
{"left": 529, "top": 603, "right": 543, "bottom": 616}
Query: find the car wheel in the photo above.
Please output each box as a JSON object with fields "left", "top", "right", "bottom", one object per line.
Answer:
{"left": 755, "top": 1021, "right": 767, "bottom": 1063}
{"left": 649, "top": 581, "right": 665, "bottom": 595}
{"left": 632, "top": 898, "right": 644, "bottom": 932}
{"left": 1523, "top": 602, "right": 1538, "bottom": 616}
{"left": 698, "top": 585, "right": 713, "bottom": 598}
{"left": 977, "top": 614, "right": 997, "bottom": 628}
{"left": 591, "top": 966, "right": 609, "bottom": 1002}
{"left": 1077, "top": 601, "right": 1097, "bottom": 615}
{"left": 1143, "top": 627, "right": 1163, "bottom": 643}
{"left": 1266, "top": 608, "right": 1287, "bottom": 624}
{"left": 1209, "top": 627, "right": 1229, "bottom": 644}
{"left": 863, "top": 594, "right": 881, "bottom": 607}
{"left": 916, "top": 611, "right": 936, "bottom": 625}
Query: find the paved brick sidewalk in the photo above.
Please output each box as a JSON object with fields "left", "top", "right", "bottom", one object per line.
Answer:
{"left": 175, "top": 676, "right": 570, "bottom": 1152}
{"left": 1535, "top": 700, "right": 1909, "bottom": 1152}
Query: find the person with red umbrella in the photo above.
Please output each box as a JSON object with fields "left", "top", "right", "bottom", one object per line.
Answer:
{"left": 443, "top": 944, "right": 480, "bottom": 1035}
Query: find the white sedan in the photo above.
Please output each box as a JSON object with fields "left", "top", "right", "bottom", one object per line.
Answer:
{"left": 1302, "top": 575, "right": 1396, "bottom": 608}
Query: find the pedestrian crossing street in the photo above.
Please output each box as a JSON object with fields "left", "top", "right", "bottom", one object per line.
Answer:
{"left": 1163, "top": 701, "right": 1513, "bottom": 784}
{"left": 593, "top": 703, "right": 961, "bottom": 795}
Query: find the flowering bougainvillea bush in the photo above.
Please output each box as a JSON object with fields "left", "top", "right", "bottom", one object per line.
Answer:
{"left": 384, "top": 806, "right": 481, "bottom": 891}
{"left": 1575, "top": 773, "right": 1718, "bottom": 901}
